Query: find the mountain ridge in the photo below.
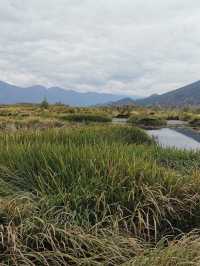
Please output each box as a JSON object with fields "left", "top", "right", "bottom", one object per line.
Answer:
{"left": 0, "top": 81, "right": 139, "bottom": 106}
{"left": 104, "top": 97, "right": 136, "bottom": 107}
{"left": 135, "top": 80, "right": 200, "bottom": 106}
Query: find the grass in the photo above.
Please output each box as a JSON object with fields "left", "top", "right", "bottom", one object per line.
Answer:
{"left": 129, "top": 232, "right": 200, "bottom": 266}
{"left": 61, "top": 113, "right": 112, "bottom": 123}
{"left": 0, "top": 104, "right": 200, "bottom": 264}
{"left": 128, "top": 116, "right": 167, "bottom": 128}
{"left": 190, "top": 118, "right": 200, "bottom": 127}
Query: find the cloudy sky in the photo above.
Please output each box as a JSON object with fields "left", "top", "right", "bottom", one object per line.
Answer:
{"left": 0, "top": 0, "right": 200, "bottom": 96}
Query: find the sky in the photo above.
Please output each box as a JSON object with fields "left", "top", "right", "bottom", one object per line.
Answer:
{"left": 0, "top": 0, "right": 200, "bottom": 96}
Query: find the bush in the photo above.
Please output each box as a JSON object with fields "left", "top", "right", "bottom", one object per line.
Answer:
{"left": 40, "top": 97, "right": 49, "bottom": 109}
{"left": 166, "top": 115, "right": 179, "bottom": 120}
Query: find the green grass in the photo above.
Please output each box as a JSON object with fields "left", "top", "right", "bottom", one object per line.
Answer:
{"left": 61, "top": 113, "right": 112, "bottom": 123}
{"left": 0, "top": 122, "right": 200, "bottom": 264}
{"left": 128, "top": 116, "right": 167, "bottom": 128}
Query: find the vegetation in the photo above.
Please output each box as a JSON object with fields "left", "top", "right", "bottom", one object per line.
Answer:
{"left": 190, "top": 118, "right": 200, "bottom": 127}
{"left": 40, "top": 97, "right": 49, "bottom": 109}
{"left": 62, "top": 113, "right": 112, "bottom": 123}
{"left": 129, "top": 232, "right": 200, "bottom": 265}
{"left": 128, "top": 116, "right": 167, "bottom": 128}
{"left": 0, "top": 104, "right": 200, "bottom": 264}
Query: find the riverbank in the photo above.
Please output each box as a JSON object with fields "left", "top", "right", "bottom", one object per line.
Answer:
{"left": 0, "top": 104, "right": 200, "bottom": 264}
{"left": 1, "top": 124, "right": 200, "bottom": 264}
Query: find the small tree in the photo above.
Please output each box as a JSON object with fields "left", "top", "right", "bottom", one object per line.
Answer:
{"left": 40, "top": 97, "right": 49, "bottom": 109}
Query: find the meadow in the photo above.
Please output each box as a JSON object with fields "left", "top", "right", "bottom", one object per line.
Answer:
{"left": 0, "top": 103, "right": 200, "bottom": 265}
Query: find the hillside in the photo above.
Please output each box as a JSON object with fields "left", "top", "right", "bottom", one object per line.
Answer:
{"left": 136, "top": 80, "right": 200, "bottom": 106}
{"left": 104, "top": 97, "right": 136, "bottom": 106}
{"left": 0, "top": 81, "right": 128, "bottom": 106}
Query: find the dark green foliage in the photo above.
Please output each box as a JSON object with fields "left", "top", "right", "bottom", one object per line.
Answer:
{"left": 128, "top": 116, "right": 167, "bottom": 128}
{"left": 40, "top": 97, "right": 49, "bottom": 109}
{"left": 62, "top": 113, "right": 112, "bottom": 123}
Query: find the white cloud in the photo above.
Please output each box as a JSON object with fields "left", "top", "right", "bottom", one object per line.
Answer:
{"left": 0, "top": 0, "right": 200, "bottom": 96}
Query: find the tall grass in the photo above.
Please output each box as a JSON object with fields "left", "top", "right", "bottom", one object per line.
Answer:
{"left": 129, "top": 232, "right": 200, "bottom": 266}
{"left": 0, "top": 124, "right": 200, "bottom": 264}
{"left": 128, "top": 116, "right": 167, "bottom": 128}
{"left": 61, "top": 113, "right": 112, "bottom": 123}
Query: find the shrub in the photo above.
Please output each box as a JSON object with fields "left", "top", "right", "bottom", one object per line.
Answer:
{"left": 166, "top": 115, "right": 179, "bottom": 120}
{"left": 40, "top": 97, "right": 49, "bottom": 109}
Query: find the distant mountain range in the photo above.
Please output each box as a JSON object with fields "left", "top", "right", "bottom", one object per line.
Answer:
{"left": 107, "top": 80, "right": 200, "bottom": 107}
{"left": 0, "top": 81, "right": 139, "bottom": 106}
{"left": 1, "top": 80, "right": 200, "bottom": 107}
{"left": 135, "top": 80, "right": 200, "bottom": 107}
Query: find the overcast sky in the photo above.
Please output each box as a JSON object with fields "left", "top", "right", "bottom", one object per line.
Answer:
{"left": 0, "top": 0, "right": 200, "bottom": 96}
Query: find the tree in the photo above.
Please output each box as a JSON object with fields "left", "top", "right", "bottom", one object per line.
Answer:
{"left": 40, "top": 97, "right": 49, "bottom": 109}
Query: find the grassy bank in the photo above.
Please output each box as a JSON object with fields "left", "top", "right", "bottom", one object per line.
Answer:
{"left": 62, "top": 113, "right": 112, "bottom": 123}
{"left": 128, "top": 116, "right": 167, "bottom": 128}
{"left": 0, "top": 123, "right": 200, "bottom": 264}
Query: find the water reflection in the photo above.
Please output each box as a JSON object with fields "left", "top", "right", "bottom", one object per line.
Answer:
{"left": 112, "top": 118, "right": 128, "bottom": 124}
{"left": 147, "top": 128, "right": 200, "bottom": 151}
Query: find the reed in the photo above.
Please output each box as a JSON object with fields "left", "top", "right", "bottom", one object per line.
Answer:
{"left": 0, "top": 124, "right": 200, "bottom": 264}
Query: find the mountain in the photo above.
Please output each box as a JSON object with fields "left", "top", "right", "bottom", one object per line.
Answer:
{"left": 0, "top": 81, "right": 134, "bottom": 106}
{"left": 105, "top": 97, "right": 136, "bottom": 106}
{"left": 136, "top": 80, "right": 200, "bottom": 107}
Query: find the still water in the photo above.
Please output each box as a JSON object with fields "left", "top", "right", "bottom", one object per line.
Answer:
{"left": 112, "top": 118, "right": 128, "bottom": 124}
{"left": 147, "top": 128, "right": 200, "bottom": 151}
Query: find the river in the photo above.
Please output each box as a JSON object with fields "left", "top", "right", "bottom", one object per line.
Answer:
{"left": 147, "top": 127, "right": 200, "bottom": 151}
